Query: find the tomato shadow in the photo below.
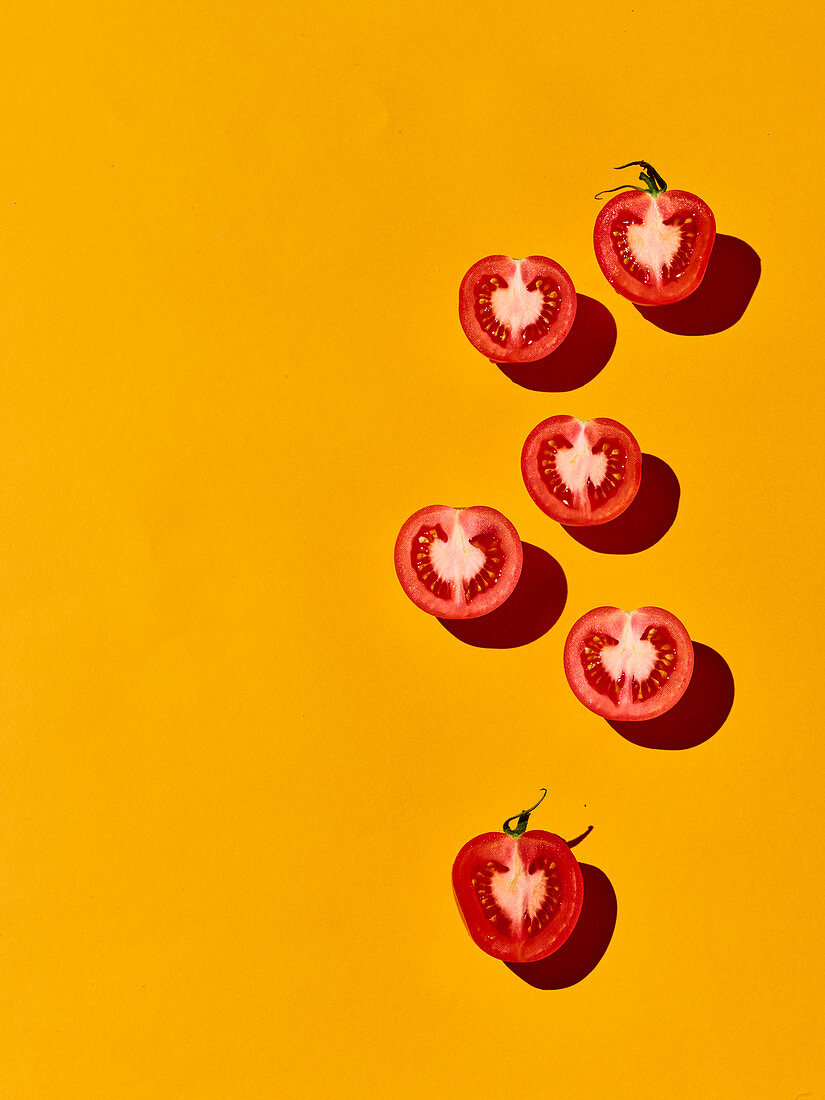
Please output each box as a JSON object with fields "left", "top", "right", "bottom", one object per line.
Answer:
{"left": 608, "top": 643, "right": 734, "bottom": 749}
{"left": 634, "top": 235, "right": 760, "bottom": 336}
{"left": 563, "top": 454, "right": 679, "bottom": 554}
{"left": 439, "top": 543, "right": 566, "bottom": 649}
{"left": 494, "top": 295, "right": 617, "bottom": 392}
{"left": 505, "top": 863, "right": 617, "bottom": 989}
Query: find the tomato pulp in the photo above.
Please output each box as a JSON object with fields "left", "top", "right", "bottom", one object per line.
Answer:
{"left": 459, "top": 255, "right": 577, "bottom": 362}
{"left": 564, "top": 606, "right": 694, "bottom": 721}
{"left": 452, "top": 791, "right": 584, "bottom": 963}
{"left": 521, "top": 415, "right": 642, "bottom": 526}
{"left": 394, "top": 505, "right": 523, "bottom": 619}
{"left": 594, "top": 162, "right": 715, "bottom": 306}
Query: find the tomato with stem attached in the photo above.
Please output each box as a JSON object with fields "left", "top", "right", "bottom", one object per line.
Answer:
{"left": 459, "top": 255, "right": 577, "bottom": 362}
{"left": 564, "top": 605, "right": 694, "bottom": 721}
{"left": 521, "top": 415, "right": 642, "bottom": 526}
{"left": 452, "top": 790, "right": 588, "bottom": 963}
{"left": 394, "top": 505, "right": 523, "bottom": 620}
{"left": 594, "top": 161, "right": 715, "bottom": 306}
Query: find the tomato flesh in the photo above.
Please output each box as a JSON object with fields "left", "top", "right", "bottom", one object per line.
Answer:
{"left": 564, "top": 606, "right": 694, "bottom": 721}
{"left": 594, "top": 190, "right": 716, "bottom": 306}
{"left": 459, "top": 255, "right": 577, "bottom": 363}
{"left": 394, "top": 505, "right": 523, "bottom": 619}
{"left": 521, "top": 416, "right": 642, "bottom": 526}
{"left": 452, "top": 830, "right": 584, "bottom": 963}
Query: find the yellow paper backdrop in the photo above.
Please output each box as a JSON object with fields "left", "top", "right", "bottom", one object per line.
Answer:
{"left": 1, "top": 0, "right": 823, "bottom": 1095}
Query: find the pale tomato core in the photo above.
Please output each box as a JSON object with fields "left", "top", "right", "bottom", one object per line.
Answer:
{"left": 428, "top": 519, "right": 486, "bottom": 586}
{"left": 474, "top": 843, "right": 563, "bottom": 941}
{"left": 581, "top": 609, "right": 678, "bottom": 708}
{"left": 535, "top": 418, "right": 628, "bottom": 519}
{"left": 625, "top": 199, "right": 682, "bottom": 277}
{"left": 599, "top": 615, "right": 658, "bottom": 682}
{"left": 613, "top": 198, "right": 699, "bottom": 289}
{"left": 552, "top": 419, "right": 608, "bottom": 500}
{"left": 490, "top": 261, "right": 545, "bottom": 329}
{"left": 470, "top": 257, "right": 564, "bottom": 355}
{"left": 411, "top": 509, "right": 504, "bottom": 611}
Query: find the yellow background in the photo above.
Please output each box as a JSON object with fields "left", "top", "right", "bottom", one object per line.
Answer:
{"left": 1, "top": 0, "right": 823, "bottom": 1096}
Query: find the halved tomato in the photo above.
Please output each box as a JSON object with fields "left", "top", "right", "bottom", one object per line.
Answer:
{"left": 459, "top": 255, "right": 577, "bottom": 362}
{"left": 594, "top": 161, "right": 715, "bottom": 306}
{"left": 521, "top": 415, "right": 642, "bottom": 526}
{"left": 564, "top": 606, "right": 694, "bottom": 721}
{"left": 394, "top": 505, "right": 523, "bottom": 619}
{"left": 452, "top": 791, "right": 584, "bottom": 963}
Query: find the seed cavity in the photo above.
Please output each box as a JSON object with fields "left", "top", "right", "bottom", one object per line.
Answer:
{"left": 474, "top": 274, "right": 510, "bottom": 347}
{"left": 581, "top": 631, "right": 624, "bottom": 703}
{"left": 538, "top": 434, "right": 576, "bottom": 508}
{"left": 411, "top": 524, "right": 451, "bottom": 600}
{"left": 520, "top": 276, "right": 561, "bottom": 348}
{"left": 461, "top": 532, "right": 504, "bottom": 603}
{"left": 631, "top": 625, "right": 678, "bottom": 703}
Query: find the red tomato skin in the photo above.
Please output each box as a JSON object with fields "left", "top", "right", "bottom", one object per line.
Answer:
{"left": 394, "top": 505, "right": 523, "bottom": 620}
{"left": 521, "top": 415, "right": 642, "bottom": 527}
{"left": 452, "top": 830, "right": 584, "bottom": 963}
{"left": 458, "top": 255, "right": 577, "bottom": 363}
{"left": 594, "top": 189, "right": 716, "bottom": 306}
{"left": 564, "top": 606, "right": 695, "bottom": 721}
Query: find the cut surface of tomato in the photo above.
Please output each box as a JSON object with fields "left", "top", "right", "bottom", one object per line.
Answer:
{"left": 452, "top": 793, "right": 584, "bottom": 963}
{"left": 564, "top": 606, "right": 694, "bottom": 721}
{"left": 594, "top": 162, "right": 715, "bottom": 306}
{"left": 394, "top": 505, "right": 523, "bottom": 619}
{"left": 459, "top": 255, "right": 576, "bottom": 363}
{"left": 521, "top": 415, "right": 642, "bottom": 526}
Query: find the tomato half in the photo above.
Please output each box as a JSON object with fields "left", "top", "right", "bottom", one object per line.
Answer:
{"left": 394, "top": 505, "right": 523, "bottom": 620}
{"left": 593, "top": 162, "right": 715, "bottom": 306}
{"left": 459, "top": 255, "right": 577, "bottom": 363}
{"left": 452, "top": 792, "right": 584, "bottom": 963}
{"left": 521, "top": 415, "right": 642, "bottom": 526}
{"left": 564, "top": 606, "right": 694, "bottom": 721}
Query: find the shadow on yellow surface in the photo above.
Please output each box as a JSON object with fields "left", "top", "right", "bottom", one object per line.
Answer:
{"left": 608, "top": 643, "right": 735, "bottom": 750}
{"left": 635, "top": 235, "right": 761, "bottom": 336}
{"left": 439, "top": 543, "right": 566, "bottom": 649}
{"left": 495, "top": 294, "right": 617, "bottom": 392}
{"left": 505, "top": 863, "right": 617, "bottom": 989}
{"left": 563, "top": 453, "right": 680, "bottom": 555}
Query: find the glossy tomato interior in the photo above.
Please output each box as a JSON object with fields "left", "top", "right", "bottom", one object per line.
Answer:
{"left": 594, "top": 190, "right": 716, "bottom": 306}
{"left": 564, "top": 606, "right": 694, "bottom": 721}
{"left": 521, "top": 415, "right": 642, "bottom": 526}
{"left": 394, "top": 505, "right": 523, "bottom": 620}
{"left": 452, "top": 830, "right": 584, "bottom": 963}
{"left": 459, "top": 255, "right": 576, "bottom": 363}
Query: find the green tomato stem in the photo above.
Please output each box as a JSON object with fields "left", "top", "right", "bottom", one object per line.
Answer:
{"left": 595, "top": 160, "right": 668, "bottom": 200}
{"left": 502, "top": 788, "right": 547, "bottom": 837}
